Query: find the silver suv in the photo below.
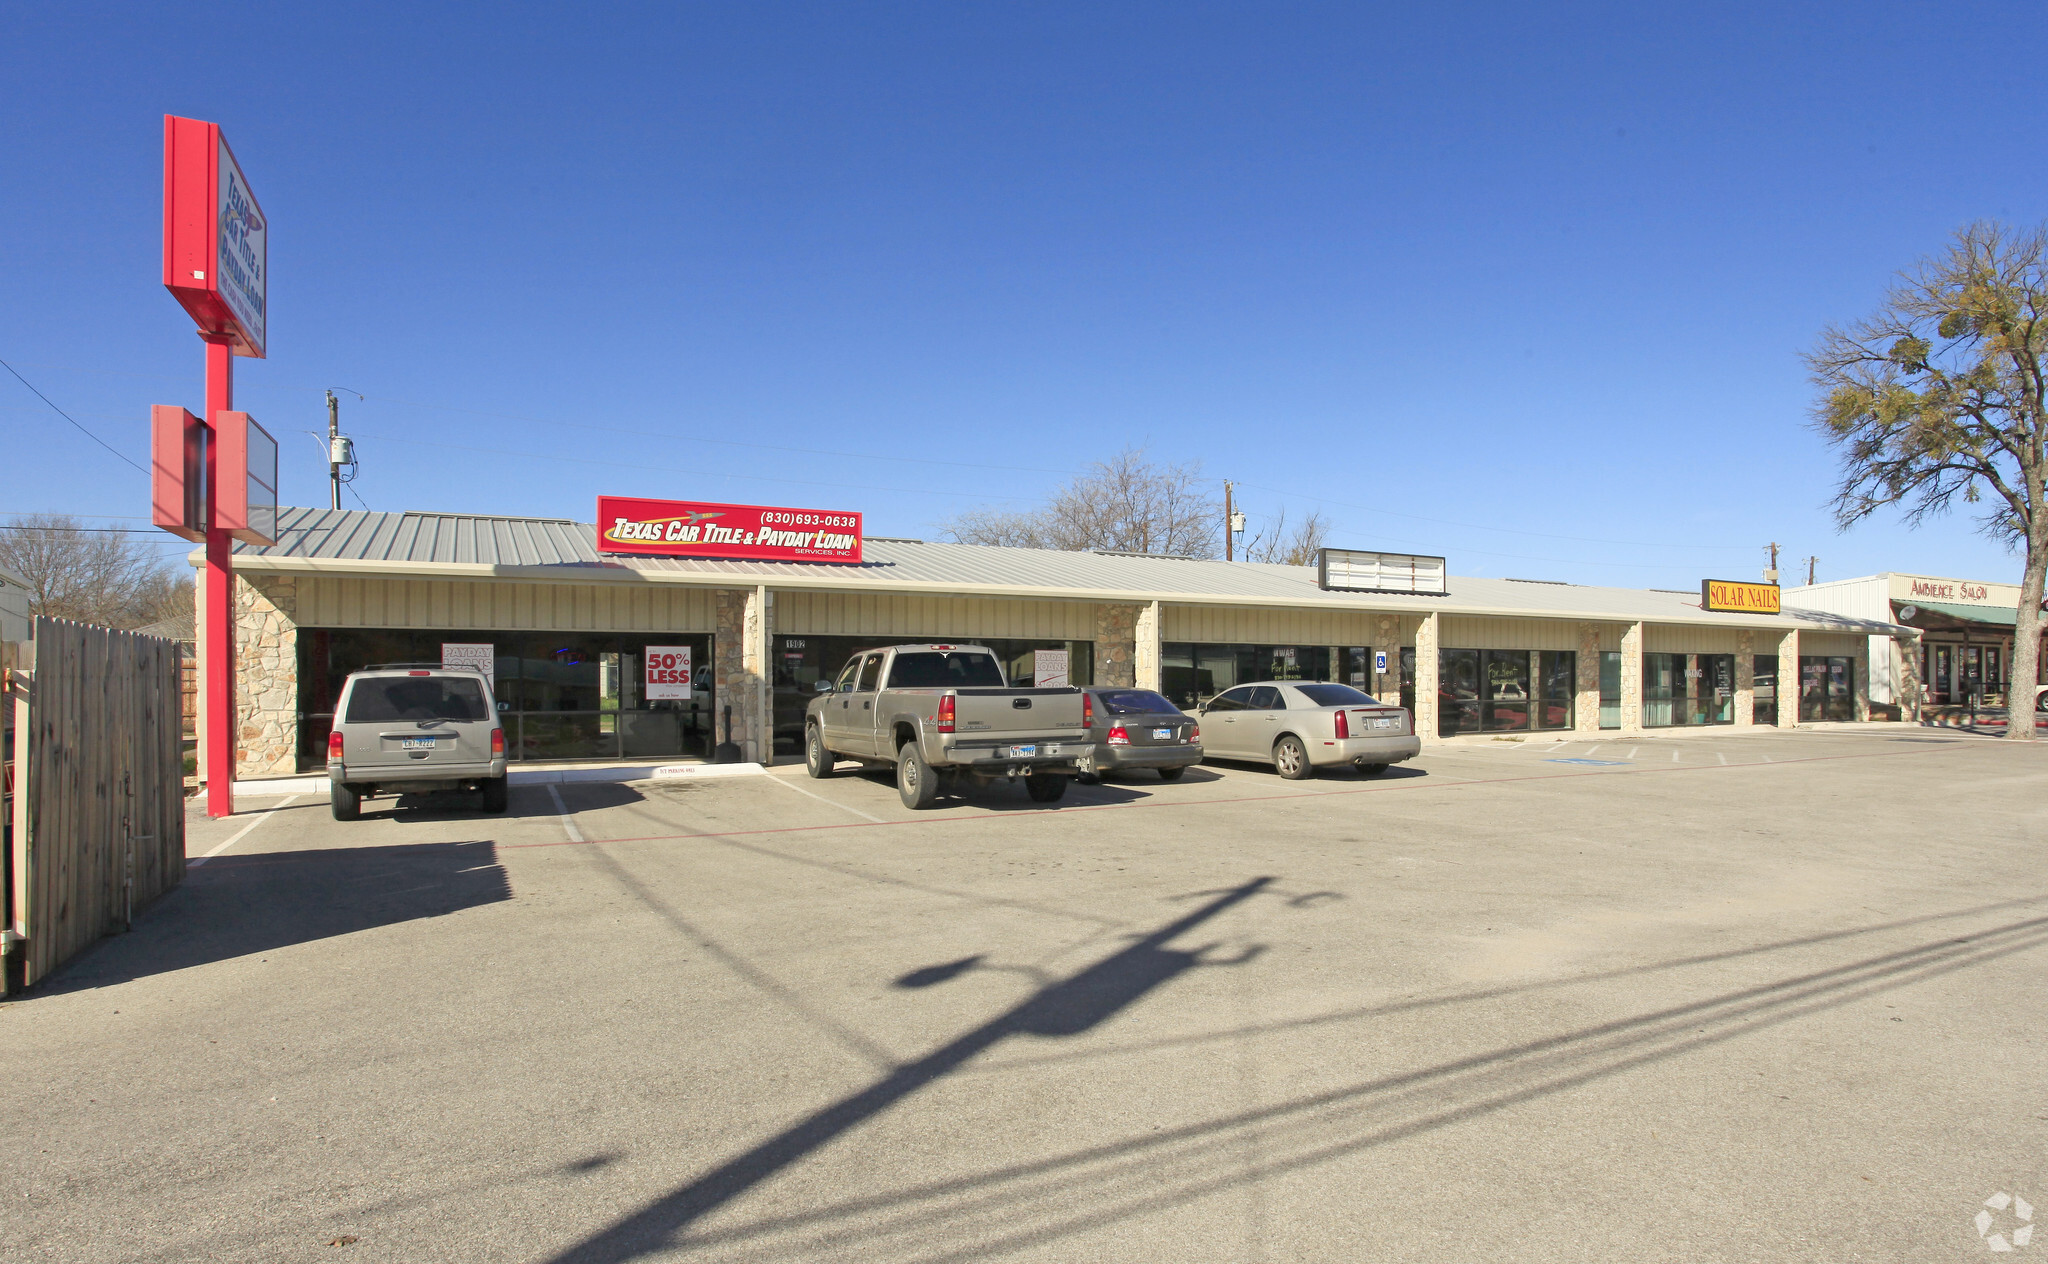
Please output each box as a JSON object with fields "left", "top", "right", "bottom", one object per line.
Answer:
{"left": 327, "top": 665, "right": 508, "bottom": 820}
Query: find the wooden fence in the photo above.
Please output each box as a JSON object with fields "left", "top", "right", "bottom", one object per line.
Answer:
{"left": 4, "top": 618, "right": 186, "bottom": 995}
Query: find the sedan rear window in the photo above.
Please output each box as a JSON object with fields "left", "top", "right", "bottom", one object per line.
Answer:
{"left": 346, "top": 676, "right": 490, "bottom": 723}
{"left": 1294, "top": 683, "right": 1378, "bottom": 707}
{"left": 886, "top": 652, "right": 1006, "bottom": 689}
{"left": 1092, "top": 690, "right": 1181, "bottom": 715}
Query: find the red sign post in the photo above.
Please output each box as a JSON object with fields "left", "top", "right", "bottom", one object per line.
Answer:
{"left": 595, "top": 496, "right": 863, "bottom": 564}
{"left": 155, "top": 117, "right": 273, "bottom": 818}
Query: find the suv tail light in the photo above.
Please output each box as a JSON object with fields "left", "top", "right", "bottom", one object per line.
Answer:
{"left": 937, "top": 693, "right": 956, "bottom": 733}
{"left": 1334, "top": 709, "right": 1350, "bottom": 739}
{"left": 1083, "top": 692, "right": 1093, "bottom": 727}
{"left": 328, "top": 729, "right": 344, "bottom": 760}
{"left": 1107, "top": 725, "right": 1131, "bottom": 745}
{"left": 490, "top": 728, "right": 505, "bottom": 757}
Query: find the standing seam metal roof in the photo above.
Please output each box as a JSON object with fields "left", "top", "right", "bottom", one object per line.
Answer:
{"left": 222, "top": 507, "right": 1903, "bottom": 633}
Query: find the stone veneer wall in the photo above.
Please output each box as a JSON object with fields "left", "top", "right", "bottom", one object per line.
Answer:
{"left": 235, "top": 574, "right": 301, "bottom": 777}
{"left": 1094, "top": 603, "right": 1139, "bottom": 688}
{"left": 713, "top": 588, "right": 760, "bottom": 759}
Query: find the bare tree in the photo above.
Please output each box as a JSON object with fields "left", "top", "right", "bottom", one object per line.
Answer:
{"left": 939, "top": 449, "right": 1222, "bottom": 558}
{"left": 0, "top": 514, "right": 191, "bottom": 631}
{"left": 1239, "top": 506, "right": 1331, "bottom": 566}
{"left": 1807, "top": 221, "right": 2048, "bottom": 739}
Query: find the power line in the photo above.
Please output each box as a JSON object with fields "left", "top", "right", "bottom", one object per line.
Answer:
{"left": 0, "top": 357, "right": 147, "bottom": 475}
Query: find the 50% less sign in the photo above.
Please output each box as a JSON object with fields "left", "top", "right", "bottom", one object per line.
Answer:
{"left": 645, "top": 647, "right": 694, "bottom": 701}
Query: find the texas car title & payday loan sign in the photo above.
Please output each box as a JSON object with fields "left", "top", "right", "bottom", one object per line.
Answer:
{"left": 595, "top": 496, "right": 863, "bottom": 564}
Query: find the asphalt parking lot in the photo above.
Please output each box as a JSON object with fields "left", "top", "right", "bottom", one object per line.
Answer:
{"left": 4, "top": 728, "right": 2045, "bottom": 1262}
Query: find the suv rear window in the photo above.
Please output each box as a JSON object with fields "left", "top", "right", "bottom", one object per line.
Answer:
{"left": 345, "top": 676, "right": 490, "bottom": 723}
{"left": 886, "top": 652, "right": 1006, "bottom": 688}
{"left": 1294, "top": 683, "right": 1378, "bottom": 707}
{"left": 1093, "top": 690, "right": 1180, "bottom": 715}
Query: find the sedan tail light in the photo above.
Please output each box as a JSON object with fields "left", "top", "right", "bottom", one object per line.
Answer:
{"left": 1106, "top": 725, "right": 1131, "bottom": 745}
{"left": 490, "top": 728, "right": 506, "bottom": 757}
{"left": 328, "top": 729, "right": 343, "bottom": 760}
{"left": 1189, "top": 724, "right": 1200, "bottom": 742}
{"left": 937, "top": 693, "right": 956, "bottom": 733}
{"left": 1334, "top": 709, "right": 1350, "bottom": 739}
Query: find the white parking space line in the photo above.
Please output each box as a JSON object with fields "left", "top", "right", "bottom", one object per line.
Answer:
{"left": 1671, "top": 749, "right": 1681, "bottom": 762}
{"left": 1718, "top": 751, "right": 1728, "bottom": 765}
{"left": 766, "top": 774, "right": 892, "bottom": 824}
{"left": 545, "top": 783, "right": 585, "bottom": 843}
{"left": 189, "top": 795, "right": 300, "bottom": 867}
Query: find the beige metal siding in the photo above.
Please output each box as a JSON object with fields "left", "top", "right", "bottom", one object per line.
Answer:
{"left": 773, "top": 592, "right": 1098, "bottom": 639}
{"left": 1161, "top": 605, "right": 1399, "bottom": 645}
{"left": 295, "top": 577, "right": 719, "bottom": 631}
{"left": 1801, "top": 632, "right": 1872, "bottom": 657}
{"left": 1643, "top": 624, "right": 1745, "bottom": 654}
{"left": 1439, "top": 616, "right": 1581, "bottom": 651}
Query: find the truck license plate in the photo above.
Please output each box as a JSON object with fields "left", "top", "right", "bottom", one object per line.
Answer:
{"left": 1153, "top": 727, "right": 1172, "bottom": 740}
{"left": 1010, "top": 744, "right": 1037, "bottom": 758}
{"left": 401, "top": 737, "right": 439, "bottom": 750}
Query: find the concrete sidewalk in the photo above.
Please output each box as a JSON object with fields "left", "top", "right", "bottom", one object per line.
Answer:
{"left": 229, "top": 756, "right": 768, "bottom": 800}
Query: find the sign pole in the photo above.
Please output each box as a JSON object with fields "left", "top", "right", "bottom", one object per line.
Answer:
{"left": 203, "top": 333, "right": 236, "bottom": 818}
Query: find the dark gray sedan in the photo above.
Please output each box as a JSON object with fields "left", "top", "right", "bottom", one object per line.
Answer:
{"left": 1074, "top": 687, "right": 1203, "bottom": 781}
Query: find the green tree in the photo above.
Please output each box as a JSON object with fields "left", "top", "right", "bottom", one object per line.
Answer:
{"left": 1807, "top": 222, "right": 2048, "bottom": 738}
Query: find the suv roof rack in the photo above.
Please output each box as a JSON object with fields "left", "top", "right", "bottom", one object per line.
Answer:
{"left": 355, "top": 661, "right": 490, "bottom": 675}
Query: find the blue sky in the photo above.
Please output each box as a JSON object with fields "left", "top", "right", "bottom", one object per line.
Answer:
{"left": 6, "top": 2, "right": 2046, "bottom": 588}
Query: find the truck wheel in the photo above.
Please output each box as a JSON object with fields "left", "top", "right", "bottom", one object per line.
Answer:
{"left": 331, "top": 782, "right": 362, "bottom": 821}
{"left": 805, "top": 726, "right": 836, "bottom": 779}
{"left": 1157, "top": 766, "right": 1187, "bottom": 781}
{"left": 897, "top": 745, "right": 939, "bottom": 810}
{"left": 1025, "top": 772, "right": 1068, "bottom": 803}
{"left": 481, "top": 776, "right": 509, "bottom": 813}
{"left": 1273, "top": 736, "right": 1314, "bottom": 780}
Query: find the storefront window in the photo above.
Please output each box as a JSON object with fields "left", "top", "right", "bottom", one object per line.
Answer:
{"left": 1481, "top": 650, "right": 1529, "bottom": 732}
{"left": 297, "top": 629, "right": 715, "bottom": 769}
{"left": 1537, "top": 650, "right": 1575, "bottom": 730}
{"left": 1933, "top": 645, "right": 1952, "bottom": 704}
{"left": 1439, "top": 648, "right": 1481, "bottom": 735}
{"left": 1643, "top": 653, "right": 1736, "bottom": 727}
{"left": 1753, "top": 655, "right": 1778, "bottom": 725}
{"left": 1159, "top": 643, "right": 1332, "bottom": 709}
{"left": 1599, "top": 650, "right": 1621, "bottom": 729}
{"left": 1400, "top": 647, "right": 1416, "bottom": 715}
{"left": 1642, "top": 653, "right": 1678, "bottom": 728}
{"left": 1798, "top": 655, "right": 1855, "bottom": 722}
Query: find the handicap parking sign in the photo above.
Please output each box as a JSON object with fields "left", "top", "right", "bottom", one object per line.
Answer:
{"left": 1373, "top": 650, "right": 1388, "bottom": 673}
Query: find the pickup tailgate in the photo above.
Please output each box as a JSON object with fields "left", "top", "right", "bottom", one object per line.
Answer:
{"left": 950, "top": 687, "right": 1085, "bottom": 738}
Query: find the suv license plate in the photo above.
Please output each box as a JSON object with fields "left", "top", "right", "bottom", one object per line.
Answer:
{"left": 401, "top": 737, "right": 439, "bottom": 750}
{"left": 1010, "top": 744, "right": 1038, "bottom": 758}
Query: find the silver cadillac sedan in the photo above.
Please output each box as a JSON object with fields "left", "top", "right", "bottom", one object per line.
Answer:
{"left": 1194, "top": 681, "right": 1419, "bottom": 780}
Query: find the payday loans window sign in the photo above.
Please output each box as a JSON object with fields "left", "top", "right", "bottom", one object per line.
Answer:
{"left": 646, "top": 646, "right": 693, "bottom": 700}
{"left": 597, "top": 496, "right": 862, "bottom": 564}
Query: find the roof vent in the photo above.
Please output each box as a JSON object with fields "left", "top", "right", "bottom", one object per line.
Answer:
{"left": 865, "top": 536, "right": 925, "bottom": 544}
{"left": 1090, "top": 548, "right": 1199, "bottom": 560}
{"left": 1505, "top": 577, "right": 1572, "bottom": 586}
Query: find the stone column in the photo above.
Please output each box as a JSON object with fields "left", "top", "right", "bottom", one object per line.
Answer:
{"left": 1734, "top": 630, "right": 1756, "bottom": 726}
{"left": 1134, "top": 601, "right": 1162, "bottom": 691}
{"left": 1415, "top": 612, "right": 1441, "bottom": 739}
{"left": 1574, "top": 622, "right": 1600, "bottom": 733}
{"left": 1619, "top": 621, "right": 1644, "bottom": 735}
{"left": 1854, "top": 647, "right": 1871, "bottom": 721}
{"left": 1374, "top": 613, "right": 1400, "bottom": 702}
{"left": 1897, "top": 634, "right": 1923, "bottom": 720}
{"left": 715, "top": 588, "right": 772, "bottom": 762}
{"left": 1094, "top": 603, "right": 1139, "bottom": 688}
{"left": 1777, "top": 629, "right": 1800, "bottom": 727}
{"left": 233, "top": 574, "right": 300, "bottom": 777}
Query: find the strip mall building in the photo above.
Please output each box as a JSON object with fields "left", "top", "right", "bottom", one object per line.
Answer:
{"left": 201, "top": 507, "right": 1910, "bottom": 779}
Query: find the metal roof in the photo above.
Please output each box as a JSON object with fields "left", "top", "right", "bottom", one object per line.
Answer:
{"left": 218, "top": 507, "right": 1903, "bottom": 633}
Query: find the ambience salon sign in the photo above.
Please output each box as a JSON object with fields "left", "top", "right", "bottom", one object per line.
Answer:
{"left": 1909, "top": 579, "right": 1991, "bottom": 602}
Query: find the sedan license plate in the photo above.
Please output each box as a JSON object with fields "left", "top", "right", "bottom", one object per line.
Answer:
{"left": 401, "top": 737, "right": 439, "bottom": 751}
{"left": 1153, "top": 727, "right": 1173, "bottom": 740}
{"left": 1010, "top": 744, "right": 1038, "bottom": 758}
{"left": 1372, "top": 718, "right": 1394, "bottom": 730}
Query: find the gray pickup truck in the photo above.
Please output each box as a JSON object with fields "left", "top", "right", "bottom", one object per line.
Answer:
{"left": 802, "top": 644, "right": 1092, "bottom": 808}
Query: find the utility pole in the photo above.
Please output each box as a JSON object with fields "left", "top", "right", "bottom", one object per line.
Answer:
{"left": 326, "top": 390, "right": 341, "bottom": 510}
{"left": 1764, "top": 542, "right": 1780, "bottom": 585}
{"left": 1803, "top": 555, "right": 1818, "bottom": 586}
{"left": 1223, "top": 481, "right": 1234, "bottom": 562}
